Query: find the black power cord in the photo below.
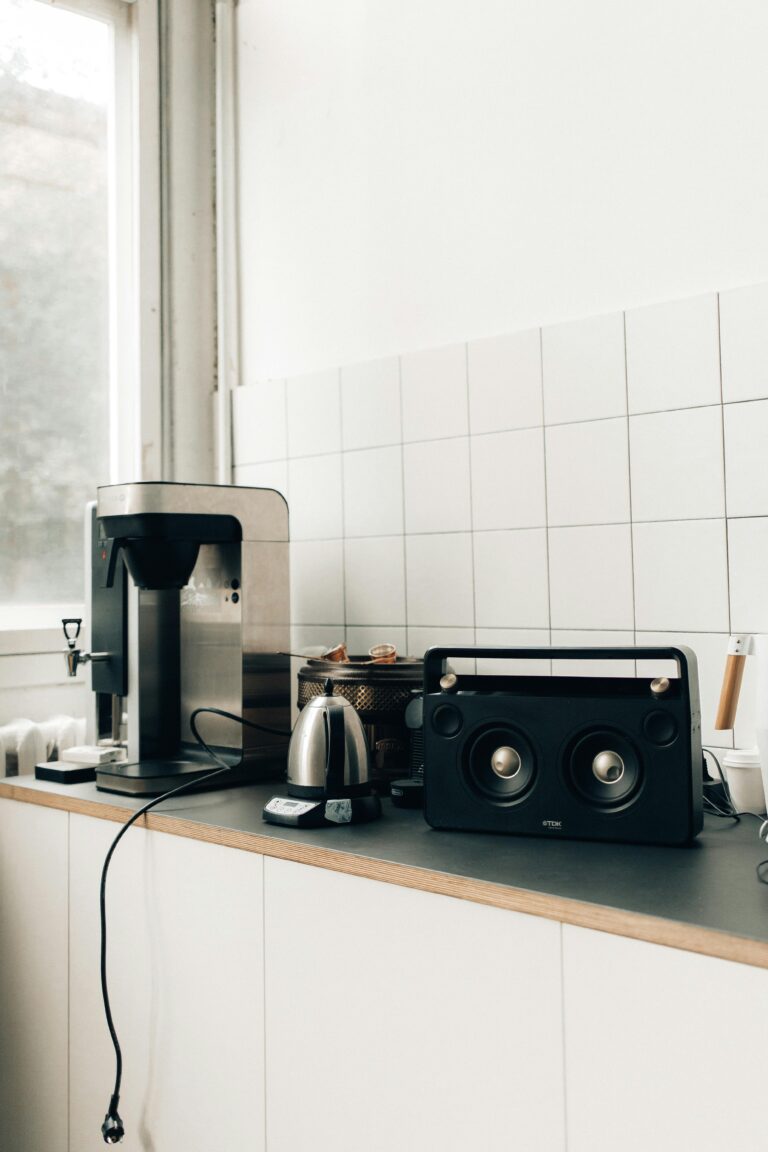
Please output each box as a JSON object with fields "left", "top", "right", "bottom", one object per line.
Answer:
{"left": 99, "top": 707, "right": 291, "bottom": 1144}
{"left": 702, "top": 747, "right": 768, "bottom": 888}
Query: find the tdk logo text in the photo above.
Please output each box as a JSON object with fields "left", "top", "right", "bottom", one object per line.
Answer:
{"left": 542, "top": 819, "right": 562, "bottom": 830}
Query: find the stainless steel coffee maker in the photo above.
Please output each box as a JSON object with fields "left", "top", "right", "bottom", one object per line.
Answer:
{"left": 64, "top": 481, "right": 290, "bottom": 795}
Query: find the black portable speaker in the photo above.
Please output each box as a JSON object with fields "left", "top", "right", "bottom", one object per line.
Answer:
{"left": 423, "top": 646, "right": 702, "bottom": 846}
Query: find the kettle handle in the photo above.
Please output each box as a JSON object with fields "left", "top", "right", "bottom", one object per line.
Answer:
{"left": 324, "top": 702, "right": 347, "bottom": 795}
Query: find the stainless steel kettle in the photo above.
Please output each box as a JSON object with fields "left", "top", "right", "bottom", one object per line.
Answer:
{"left": 287, "top": 678, "right": 373, "bottom": 799}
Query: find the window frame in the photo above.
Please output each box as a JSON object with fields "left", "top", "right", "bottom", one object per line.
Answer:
{"left": 0, "top": 0, "right": 161, "bottom": 653}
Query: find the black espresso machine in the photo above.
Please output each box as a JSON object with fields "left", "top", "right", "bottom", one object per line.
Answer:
{"left": 63, "top": 481, "right": 290, "bottom": 795}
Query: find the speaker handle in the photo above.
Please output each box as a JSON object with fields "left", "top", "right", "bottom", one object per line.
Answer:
{"left": 423, "top": 645, "right": 698, "bottom": 700}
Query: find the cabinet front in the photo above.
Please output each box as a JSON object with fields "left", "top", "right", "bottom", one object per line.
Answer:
{"left": 563, "top": 925, "right": 768, "bottom": 1152}
{"left": 0, "top": 799, "right": 69, "bottom": 1152}
{"left": 264, "top": 857, "right": 566, "bottom": 1152}
{"left": 68, "top": 814, "right": 266, "bottom": 1151}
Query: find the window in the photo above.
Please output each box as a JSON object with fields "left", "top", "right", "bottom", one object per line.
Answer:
{"left": 0, "top": 0, "right": 138, "bottom": 622}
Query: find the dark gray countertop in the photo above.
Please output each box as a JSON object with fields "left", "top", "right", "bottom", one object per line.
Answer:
{"left": 4, "top": 774, "right": 768, "bottom": 961}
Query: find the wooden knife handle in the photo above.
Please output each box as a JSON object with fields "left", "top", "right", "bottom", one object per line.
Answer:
{"left": 715, "top": 653, "right": 747, "bottom": 730}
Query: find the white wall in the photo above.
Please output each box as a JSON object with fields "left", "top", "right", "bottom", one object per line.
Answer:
{"left": 236, "top": 0, "right": 768, "bottom": 379}
{"left": 233, "top": 2, "right": 768, "bottom": 756}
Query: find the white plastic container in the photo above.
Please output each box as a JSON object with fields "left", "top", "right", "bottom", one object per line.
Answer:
{"left": 722, "top": 748, "right": 767, "bottom": 815}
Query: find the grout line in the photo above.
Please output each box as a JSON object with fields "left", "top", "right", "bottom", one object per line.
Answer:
{"left": 336, "top": 368, "right": 348, "bottom": 643}
{"left": 539, "top": 328, "right": 554, "bottom": 666}
{"left": 716, "top": 294, "right": 736, "bottom": 751}
{"left": 623, "top": 311, "right": 638, "bottom": 665}
{"left": 261, "top": 395, "right": 768, "bottom": 467}
{"left": 288, "top": 513, "right": 768, "bottom": 547}
{"left": 398, "top": 356, "right": 410, "bottom": 639}
{"left": 464, "top": 342, "right": 478, "bottom": 649}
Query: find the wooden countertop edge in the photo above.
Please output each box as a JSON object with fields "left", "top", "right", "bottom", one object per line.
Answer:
{"left": 3, "top": 780, "right": 767, "bottom": 971}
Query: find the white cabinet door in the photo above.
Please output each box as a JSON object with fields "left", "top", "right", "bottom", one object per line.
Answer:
{"left": 68, "top": 813, "right": 266, "bottom": 1152}
{"left": 264, "top": 858, "right": 565, "bottom": 1152}
{"left": 0, "top": 798, "right": 69, "bottom": 1152}
{"left": 563, "top": 925, "right": 768, "bottom": 1152}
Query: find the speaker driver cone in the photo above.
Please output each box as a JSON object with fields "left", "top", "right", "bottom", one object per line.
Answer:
{"left": 567, "top": 730, "right": 641, "bottom": 809}
{"left": 464, "top": 726, "right": 536, "bottom": 804}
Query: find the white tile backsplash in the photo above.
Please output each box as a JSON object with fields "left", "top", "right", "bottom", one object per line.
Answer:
{"left": 290, "top": 540, "right": 345, "bottom": 625}
{"left": 340, "top": 358, "right": 401, "bottom": 449}
{"left": 467, "top": 329, "right": 542, "bottom": 434}
{"left": 343, "top": 445, "right": 404, "bottom": 537}
{"left": 470, "top": 428, "right": 546, "bottom": 531}
{"left": 344, "top": 536, "right": 406, "bottom": 626}
{"left": 633, "top": 519, "right": 729, "bottom": 632}
{"left": 231, "top": 282, "right": 768, "bottom": 754}
{"left": 233, "top": 460, "right": 288, "bottom": 501}
{"left": 550, "top": 630, "right": 635, "bottom": 677}
{"left": 403, "top": 437, "right": 472, "bottom": 534}
{"left": 286, "top": 369, "right": 341, "bottom": 457}
{"left": 406, "top": 626, "right": 476, "bottom": 672}
{"left": 728, "top": 516, "right": 768, "bottom": 633}
{"left": 474, "top": 628, "right": 551, "bottom": 675}
{"left": 401, "top": 344, "right": 468, "bottom": 442}
{"left": 473, "top": 528, "right": 549, "bottom": 629}
{"left": 548, "top": 524, "right": 633, "bottom": 630}
{"left": 232, "top": 380, "right": 286, "bottom": 463}
{"left": 288, "top": 454, "right": 343, "bottom": 540}
{"left": 723, "top": 399, "right": 768, "bottom": 517}
{"left": 626, "top": 293, "right": 721, "bottom": 415}
{"left": 629, "top": 406, "right": 725, "bottom": 522}
{"left": 545, "top": 418, "right": 630, "bottom": 526}
{"left": 542, "top": 311, "right": 626, "bottom": 424}
{"left": 405, "top": 533, "right": 474, "bottom": 627}
{"left": 719, "top": 283, "right": 768, "bottom": 404}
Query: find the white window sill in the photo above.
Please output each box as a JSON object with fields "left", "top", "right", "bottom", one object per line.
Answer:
{"left": 0, "top": 605, "right": 84, "bottom": 656}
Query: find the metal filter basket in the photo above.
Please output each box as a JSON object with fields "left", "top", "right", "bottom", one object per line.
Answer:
{"left": 297, "top": 656, "right": 423, "bottom": 791}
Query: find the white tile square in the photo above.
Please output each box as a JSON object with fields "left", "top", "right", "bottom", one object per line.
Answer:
{"left": 728, "top": 517, "right": 768, "bottom": 633}
{"left": 470, "top": 428, "right": 546, "bottom": 531}
{"left": 635, "top": 632, "right": 733, "bottom": 749}
{"left": 406, "top": 627, "right": 476, "bottom": 672}
{"left": 474, "top": 628, "right": 551, "bottom": 676}
{"left": 546, "top": 418, "right": 630, "bottom": 526}
{"left": 632, "top": 519, "right": 729, "bottom": 632}
{"left": 290, "top": 540, "right": 345, "bottom": 625}
{"left": 343, "top": 446, "right": 404, "bottom": 537}
{"left": 340, "top": 358, "right": 401, "bottom": 450}
{"left": 467, "top": 328, "right": 542, "bottom": 434}
{"left": 288, "top": 455, "right": 343, "bottom": 540}
{"left": 541, "top": 311, "right": 626, "bottom": 424}
{"left": 233, "top": 461, "right": 288, "bottom": 502}
{"left": 724, "top": 399, "right": 768, "bottom": 517}
{"left": 550, "top": 630, "right": 635, "bottom": 677}
{"left": 630, "top": 406, "right": 725, "bottom": 522}
{"left": 403, "top": 438, "right": 471, "bottom": 534}
{"left": 286, "top": 369, "right": 340, "bottom": 457}
{"left": 626, "top": 294, "right": 721, "bottom": 414}
{"left": 719, "top": 283, "right": 768, "bottom": 403}
{"left": 473, "top": 529, "right": 550, "bottom": 629}
{"left": 290, "top": 625, "right": 343, "bottom": 655}
{"left": 344, "top": 537, "right": 406, "bottom": 626}
{"left": 405, "top": 534, "right": 474, "bottom": 627}
{"left": 401, "top": 344, "right": 468, "bottom": 442}
{"left": 232, "top": 380, "right": 286, "bottom": 464}
{"left": 549, "top": 525, "right": 633, "bottom": 630}
{"left": 345, "top": 626, "right": 408, "bottom": 660}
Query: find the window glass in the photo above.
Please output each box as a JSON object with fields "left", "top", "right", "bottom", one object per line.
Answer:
{"left": 0, "top": 0, "right": 111, "bottom": 606}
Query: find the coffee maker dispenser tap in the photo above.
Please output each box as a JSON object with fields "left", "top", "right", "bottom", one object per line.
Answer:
{"left": 79, "top": 481, "right": 290, "bottom": 796}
